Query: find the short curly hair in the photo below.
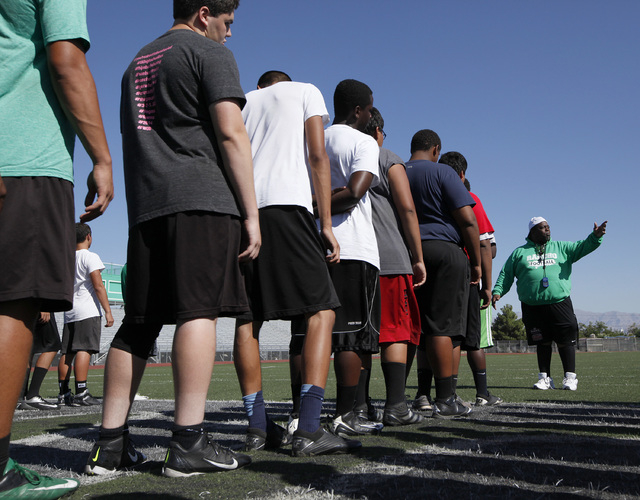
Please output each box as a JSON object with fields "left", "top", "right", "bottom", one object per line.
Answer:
{"left": 173, "top": 0, "right": 240, "bottom": 20}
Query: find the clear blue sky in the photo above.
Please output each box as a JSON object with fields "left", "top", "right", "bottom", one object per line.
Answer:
{"left": 73, "top": 0, "right": 639, "bottom": 314}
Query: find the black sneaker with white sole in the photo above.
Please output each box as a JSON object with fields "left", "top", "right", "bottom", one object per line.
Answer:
{"left": 85, "top": 431, "right": 147, "bottom": 475}
{"left": 162, "top": 429, "right": 251, "bottom": 477}
{"left": 292, "top": 427, "right": 361, "bottom": 457}
{"left": 330, "top": 411, "right": 383, "bottom": 438}
{"left": 57, "top": 391, "right": 80, "bottom": 407}
{"left": 432, "top": 395, "right": 473, "bottom": 418}
{"left": 383, "top": 403, "right": 425, "bottom": 426}
{"left": 73, "top": 390, "right": 101, "bottom": 406}
{"left": 244, "top": 421, "right": 288, "bottom": 451}
{"left": 22, "top": 395, "right": 60, "bottom": 411}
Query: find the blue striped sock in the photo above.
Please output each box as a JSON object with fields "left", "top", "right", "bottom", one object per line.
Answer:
{"left": 298, "top": 384, "right": 324, "bottom": 433}
{"left": 242, "top": 390, "right": 267, "bottom": 431}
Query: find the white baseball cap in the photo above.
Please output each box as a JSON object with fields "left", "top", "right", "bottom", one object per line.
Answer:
{"left": 528, "top": 217, "right": 547, "bottom": 231}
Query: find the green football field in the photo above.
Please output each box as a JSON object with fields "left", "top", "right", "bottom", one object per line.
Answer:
{"left": 12, "top": 351, "right": 640, "bottom": 499}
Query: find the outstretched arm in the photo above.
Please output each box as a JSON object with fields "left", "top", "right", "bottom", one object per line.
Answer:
{"left": 388, "top": 164, "right": 426, "bottom": 287}
{"left": 210, "top": 98, "right": 261, "bottom": 262}
{"left": 306, "top": 116, "right": 339, "bottom": 264}
{"left": 594, "top": 220, "right": 607, "bottom": 238}
{"left": 47, "top": 39, "right": 113, "bottom": 222}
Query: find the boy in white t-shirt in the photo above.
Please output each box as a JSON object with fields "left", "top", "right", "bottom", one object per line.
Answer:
{"left": 318, "top": 79, "right": 384, "bottom": 439}
{"left": 236, "top": 71, "right": 355, "bottom": 457}
{"left": 58, "top": 223, "right": 113, "bottom": 406}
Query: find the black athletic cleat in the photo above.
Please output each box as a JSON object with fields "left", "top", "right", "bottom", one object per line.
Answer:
{"left": 475, "top": 392, "right": 503, "bottom": 406}
{"left": 73, "top": 390, "right": 101, "bottom": 406}
{"left": 383, "top": 403, "right": 425, "bottom": 426}
{"left": 330, "top": 411, "right": 383, "bottom": 438}
{"left": 432, "top": 395, "right": 473, "bottom": 418}
{"left": 412, "top": 394, "right": 433, "bottom": 412}
{"left": 22, "top": 395, "right": 60, "bottom": 411}
{"left": 292, "top": 427, "right": 361, "bottom": 457}
{"left": 244, "top": 422, "right": 288, "bottom": 451}
{"left": 57, "top": 391, "right": 80, "bottom": 407}
{"left": 84, "top": 431, "right": 147, "bottom": 475}
{"left": 162, "top": 430, "right": 251, "bottom": 477}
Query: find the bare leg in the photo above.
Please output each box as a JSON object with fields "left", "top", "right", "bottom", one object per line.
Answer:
{"left": 101, "top": 347, "right": 147, "bottom": 429}
{"left": 424, "top": 336, "right": 454, "bottom": 378}
{"left": 301, "top": 310, "right": 333, "bottom": 388}
{"left": 35, "top": 351, "right": 57, "bottom": 370}
{"left": 233, "top": 320, "right": 263, "bottom": 396}
{"left": 172, "top": 318, "right": 216, "bottom": 427}
{"left": 73, "top": 351, "right": 92, "bottom": 384}
{"left": 466, "top": 349, "right": 486, "bottom": 371}
{"left": 58, "top": 353, "right": 76, "bottom": 384}
{"left": 0, "top": 300, "right": 38, "bottom": 437}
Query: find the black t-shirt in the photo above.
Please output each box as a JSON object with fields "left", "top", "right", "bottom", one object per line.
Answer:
{"left": 121, "top": 30, "right": 246, "bottom": 227}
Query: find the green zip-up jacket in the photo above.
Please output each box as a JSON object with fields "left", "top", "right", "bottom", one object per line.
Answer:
{"left": 492, "top": 232, "right": 603, "bottom": 306}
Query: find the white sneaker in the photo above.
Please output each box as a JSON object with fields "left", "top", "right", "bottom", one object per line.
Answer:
{"left": 562, "top": 372, "right": 578, "bottom": 391}
{"left": 533, "top": 372, "right": 555, "bottom": 390}
{"left": 286, "top": 413, "right": 299, "bottom": 444}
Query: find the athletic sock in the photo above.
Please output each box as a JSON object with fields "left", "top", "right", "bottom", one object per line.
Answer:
{"left": 242, "top": 390, "right": 267, "bottom": 431}
{"left": 353, "top": 368, "right": 370, "bottom": 412}
{"left": 290, "top": 382, "right": 302, "bottom": 414}
{"left": 335, "top": 384, "right": 358, "bottom": 417}
{"left": 76, "top": 380, "right": 87, "bottom": 394}
{"left": 472, "top": 369, "right": 489, "bottom": 397}
{"left": 434, "top": 376, "right": 454, "bottom": 402}
{"left": 381, "top": 361, "right": 407, "bottom": 407}
{"left": 99, "top": 425, "right": 125, "bottom": 441}
{"left": 298, "top": 384, "right": 324, "bottom": 433}
{"left": 416, "top": 367, "right": 433, "bottom": 398}
{"left": 537, "top": 344, "right": 553, "bottom": 376}
{"left": 59, "top": 380, "right": 70, "bottom": 395}
{"left": 172, "top": 424, "right": 204, "bottom": 449}
{"left": 0, "top": 434, "right": 9, "bottom": 477}
{"left": 26, "top": 367, "right": 49, "bottom": 399}
{"left": 558, "top": 344, "right": 576, "bottom": 373}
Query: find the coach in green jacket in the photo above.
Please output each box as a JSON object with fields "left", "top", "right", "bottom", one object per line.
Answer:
{"left": 492, "top": 217, "right": 607, "bottom": 392}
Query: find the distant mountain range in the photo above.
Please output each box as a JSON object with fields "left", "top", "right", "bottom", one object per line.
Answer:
{"left": 573, "top": 310, "right": 640, "bottom": 332}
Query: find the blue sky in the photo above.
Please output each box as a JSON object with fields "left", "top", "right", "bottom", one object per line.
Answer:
{"left": 73, "top": 0, "right": 639, "bottom": 314}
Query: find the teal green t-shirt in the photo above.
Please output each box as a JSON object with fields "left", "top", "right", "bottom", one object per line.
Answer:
{"left": 0, "top": 0, "right": 90, "bottom": 182}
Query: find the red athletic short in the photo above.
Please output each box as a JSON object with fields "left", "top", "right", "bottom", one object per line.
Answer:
{"left": 378, "top": 274, "right": 421, "bottom": 345}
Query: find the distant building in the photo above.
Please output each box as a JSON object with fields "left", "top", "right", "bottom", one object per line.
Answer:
{"left": 102, "top": 262, "right": 124, "bottom": 304}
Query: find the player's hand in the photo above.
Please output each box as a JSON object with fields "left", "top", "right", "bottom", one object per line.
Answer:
{"left": 105, "top": 311, "right": 114, "bottom": 327}
{"left": 470, "top": 265, "right": 481, "bottom": 285}
{"left": 238, "top": 215, "right": 261, "bottom": 262}
{"left": 480, "top": 288, "right": 491, "bottom": 309}
{"left": 593, "top": 220, "right": 607, "bottom": 238}
{"left": 491, "top": 293, "right": 501, "bottom": 309}
{"left": 412, "top": 261, "right": 426, "bottom": 288}
{"left": 0, "top": 173, "right": 6, "bottom": 214}
{"left": 321, "top": 227, "right": 340, "bottom": 265}
{"left": 81, "top": 165, "right": 114, "bottom": 222}
{"left": 39, "top": 312, "right": 51, "bottom": 324}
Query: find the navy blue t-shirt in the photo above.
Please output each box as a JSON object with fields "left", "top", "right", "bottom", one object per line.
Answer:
{"left": 405, "top": 159, "right": 475, "bottom": 245}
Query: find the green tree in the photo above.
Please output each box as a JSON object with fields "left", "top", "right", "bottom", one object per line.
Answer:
{"left": 492, "top": 304, "right": 526, "bottom": 340}
{"left": 625, "top": 322, "right": 640, "bottom": 337}
{"left": 578, "top": 321, "right": 616, "bottom": 338}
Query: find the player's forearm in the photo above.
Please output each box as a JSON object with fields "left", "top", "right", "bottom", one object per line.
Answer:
{"left": 47, "top": 40, "right": 112, "bottom": 168}
{"left": 398, "top": 210, "right": 424, "bottom": 265}
{"left": 94, "top": 284, "right": 112, "bottom": 317}
{"left": 309, "top": 156, "right": 333, "bottom": 230}
{"left": 480, "top": 239, "right": 493, "bottom": 291}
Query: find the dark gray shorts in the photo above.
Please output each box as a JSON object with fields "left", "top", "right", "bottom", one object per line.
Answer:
{"left": 62, "top": 316, "right": 101, "bottom": 354}
{"left": 0, "top": 177, "right": 74, "bottom": 311}
{"left": 238, "top": 206, "right": 339, "bottom": 321}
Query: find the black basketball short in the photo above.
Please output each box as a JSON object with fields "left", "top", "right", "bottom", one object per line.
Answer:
{"left": 461, "top": 284, "right": 481, "bottom": 351}
{"left": 61, "top": 316, "right": 101, "bottom": 354}
{"left": 32, "top": 314, "right": 62, "bottom": 354}
{"left": 329, "top": 260, "right": 381, "bottom": 354}
{"left": 521, "top": 297, "right": 578, "bottom": 346}
{"left": 415, "top": 240, "right": 469, "bottom": 340}
{"left": 0, "top": 177, "right": 74, "bottom": 311}
{"left": 238, "top": 206, "right": 339, "bottom": 321}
